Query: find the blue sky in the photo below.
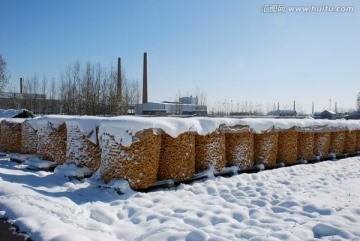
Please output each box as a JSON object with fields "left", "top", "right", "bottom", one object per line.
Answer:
{"left": 1, "top": 0, "right": 359, "bottom": 113}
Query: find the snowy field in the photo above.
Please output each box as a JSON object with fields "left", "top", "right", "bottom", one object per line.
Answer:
{"left": 1, "top": 156, "right": 360, "bottom": 241}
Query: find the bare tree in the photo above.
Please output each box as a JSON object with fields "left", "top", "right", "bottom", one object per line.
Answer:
{"left": 0, "top": 54, "right": 10, "bottom": 91}
{"left": 48, "top": 78, "right": 58, "bottom": 114}
{"left": 195, "top": 87, "right": 207, "bottom": 110}
{"left": 72, "top": 61, "right": 82, "bottom": 115}
{"left": 119, "top": 77, "right": 141, "bottom": 115}
{"left": 23, "top": 75, "right": 40, "bottom": 113}
{"left": 93, "top": 63, "right": 103, "bottom": 115}
{"left": 105, "top": 65, "right": 118, "bottom": 115}
{"left": 173, "top": 90, "right": 182, "bottom": 115}
{"left": 40, "top": 76, "right": 48, "bottom": 114}
{"left": 57, "top": 61, "right": 141, "bottom": 116}
{"left": 59, "top": 72, "right": 71, "bottom": 114}
{"left": 59, "top": 62, "right": 81, "bottom": 115}
{"left": 126, "top": 79, "right": 141, "bottom": 114}
{"left": 82, "top": 62, "right": 94, "bottom": 115}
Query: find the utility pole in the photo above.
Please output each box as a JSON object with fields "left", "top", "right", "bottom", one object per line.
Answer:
{"left": 117, "top": 57, "right": 122, "bottom": 114}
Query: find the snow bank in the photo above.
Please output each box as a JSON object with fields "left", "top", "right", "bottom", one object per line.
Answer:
{"left": 25, "top": 158, "right": 57, "bottom": 170}
{"left": 54, "top": 164, "right": 92, "bottom": 178}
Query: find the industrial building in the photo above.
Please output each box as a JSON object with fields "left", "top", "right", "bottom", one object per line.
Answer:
{"left": 0, "top": 91, "right": 61, "bottom": 114}
{"left": 313, "top": 110, "right": 337, "bottom": 120}
{"left": 267, "top": 110, "right": 297, "bottom": 117}
{"left": 0, "top": 78, "right": 61, "bottom": 114}
{"left": 347, "top": 111, "right": 360, "bottom": 120}
{"left": 135, "top": 53, "right": 207, "bottom": 116}
{"left": 135, "top": 100, "right": 207, "bottom": 116}
{"left": 1, "top": 52, "right": 207, "bottom": 116}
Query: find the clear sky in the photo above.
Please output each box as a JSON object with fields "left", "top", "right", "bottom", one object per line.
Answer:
{"left": 1, "top": 0, "right": 359, "bottom": 114}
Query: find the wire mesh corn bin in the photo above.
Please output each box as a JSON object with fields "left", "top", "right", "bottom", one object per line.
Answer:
{"left": 277, "top": 128, "right": 298, "bottom": 165}
{"left": 313, "top": 129, "right": 331, "bottom": 159}
{"left": 344, "top": 130, "right": 357, "bottom": 154}
{"left": 297, "top": 131, "right": 315, "bottom": 161}
{"left": 0, "top": 119, "right": 23, "bottom": 153}
{"left": 158, "top": 132, "right": 196, "bottom": 180}
{"left": 195, "top": 130, "right": 226, "bottom": 173}
{"left": 225, "top": 126, "right": 254, "bottom": 171}
{"left": 329, "top": 130, "right": 346, "bottom": 156}
{"left": 21, "top": 120, "right": 38, "bottom": 154}
{"left": 100, "top": 128, "right": 162, "bottom": 189}
{"left": 37, "top": 121, "right": 67, "bottom": 164}
{"left": 66, "top": 121, "right": 101, "bottom": 173}
{"left": 254, "top": 129, "right": 278, "bottom": 168}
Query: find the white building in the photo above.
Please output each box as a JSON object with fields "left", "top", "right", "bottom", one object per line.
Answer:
{"left": 179, "top": 96, "right": 198, "bottom": 105}
{"left": 135, "top": 101, "right": 207, "bottom": 116}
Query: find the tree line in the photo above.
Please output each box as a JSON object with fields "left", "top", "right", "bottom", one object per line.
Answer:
{"left": 0, "top": 54, "right": 10, "bottom": 91}
{"left": 1, "top": 54, "right": 358, "bottom": 116}
{"left": 14, "top": 61, "right": 141, "bottom": 116}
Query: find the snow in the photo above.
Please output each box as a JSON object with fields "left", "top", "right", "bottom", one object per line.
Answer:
{"left": 11, "top": 115, "right": 360, "bottom": 148}
{"left": 54, "top": 164, "right": 92, "bottom": 178}
{"left": 8, "top": 153, "right": 38, "bottom": 162}
{"left": 0, "top": 117, "right": 26, "bottom": 123}
{"left": 97, "top": 116, "right": 360, "bottom": 147}
{"left": 0, "top": 109, "right": 27, "bottom": 118}
{"left": 1, "top": 156, "right": 360, "bottom": 240}
{"left": 24, "top": 158, "right": 57, "bottom": 169}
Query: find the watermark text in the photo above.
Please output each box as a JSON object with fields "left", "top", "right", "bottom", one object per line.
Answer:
{"left": 262, "top": 4, "right": 355, "bottom": 13}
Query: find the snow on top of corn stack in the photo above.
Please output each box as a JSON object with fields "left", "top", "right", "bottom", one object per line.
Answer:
{"left": 65, "top": 116, "right": 107, "bottom": 144}
{"left": 7, "top": 115, "right": 359, "bottom": 148}
{"left": 0, "top": 118, "right": 26, "bottom": 123}
{"left": 98, "top": 116, "right": 360, "bottom": 147}
{"left": 26, "top": 115, "right": 106, "bottom": 144}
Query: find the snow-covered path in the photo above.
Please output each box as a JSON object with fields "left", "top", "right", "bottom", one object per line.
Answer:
{"left": 1, "top": 157, "right": 360, "bottom": 241}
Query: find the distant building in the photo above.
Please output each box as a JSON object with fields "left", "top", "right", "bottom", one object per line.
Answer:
{"left": 348, "top": 111, "right": 360, "bottom": 120}
{"left": 313, "top": 110, "right": 337, "bottom": 120}
{"left": 135, "top": 101, "right": 207, "bottom": 116}
{"left": 267, "top": 110, "right": 297, "bottom": 117}
{"left": 229, "top": 112, "right": 253, "bottom": 117}
{"left": 136, "top": 95, "right": 207, "bottom": 116}
{"left": 0, "top": 92, "right": 61, "bottom": 114}
{"left": 313, "top": 112, "right": 321, "bottom": 119}
{"left": 179, "top": 96, "right": 198, "bottom": 105}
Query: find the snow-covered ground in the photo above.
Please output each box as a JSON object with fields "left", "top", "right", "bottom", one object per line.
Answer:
{"left": 1, "top": 156, "right": 360, "bottom": 241}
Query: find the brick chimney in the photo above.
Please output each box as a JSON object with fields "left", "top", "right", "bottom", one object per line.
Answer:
{"left": 20, "top": 78, "right": 23, "bottom": 94}
{"left": 142, "top": 52, "right": 148, "bottom": 104}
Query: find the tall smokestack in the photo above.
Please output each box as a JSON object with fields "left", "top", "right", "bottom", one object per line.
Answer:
{"left": 143, "top": 52, "right": 148, "bottom": 104}
{"left": 20, "top": 78, "right": 23, "bottom": 94}
{"left": 335, "top": 102, "right": 337, "bottom": 113}
{"left": 117, "top": 58, "right": 122, "bottom": 101}
{"left": 312, "top": 101, "right": 314, "bottom": 115}
{"left": 293, "top": 100, "right": 296, "bottom": 112}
